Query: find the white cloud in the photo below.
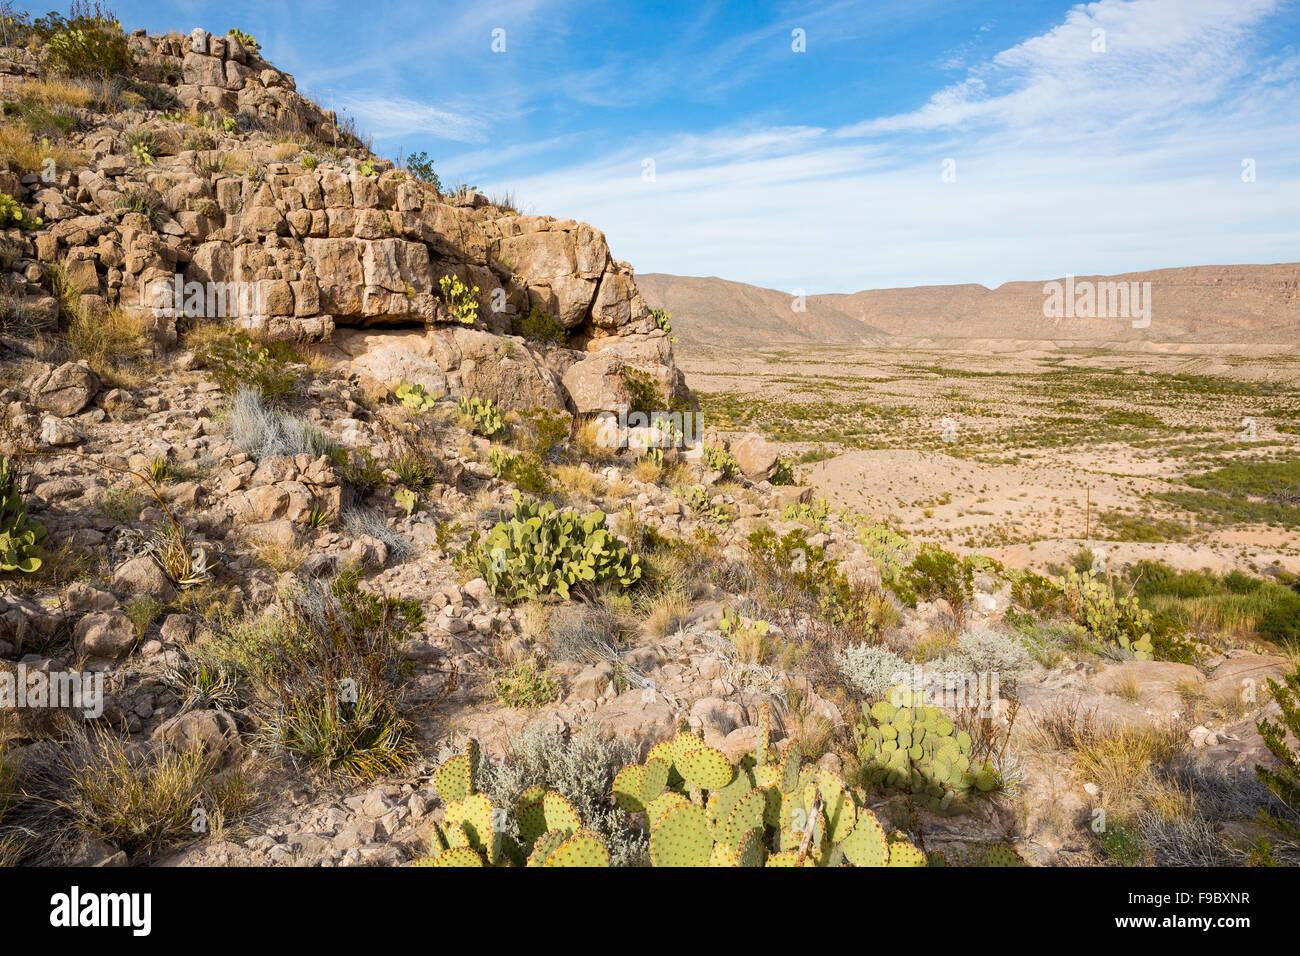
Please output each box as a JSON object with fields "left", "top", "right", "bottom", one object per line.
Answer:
{"left": 484, "top": 0, "right": 1299, "bottom": 292}
{"left": 333, "top": 92, "right": 493, "bottom": 143}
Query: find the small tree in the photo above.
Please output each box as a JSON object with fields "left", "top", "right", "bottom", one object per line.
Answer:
{"left": 1257, "top": 664, "right": 1300, "bottom": 843}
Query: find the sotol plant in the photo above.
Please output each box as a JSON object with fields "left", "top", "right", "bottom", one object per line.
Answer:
{"left": 614, "top": 704, "right": 930, "bottom": 867}
{"left": 471, "top": 493, "right": 641, "bottom": 603}
{"left": 417, "top": 742, "right": 610, "bottom": 866}
{"left": 0, "top": 456, "right": 45, "bottom": 573}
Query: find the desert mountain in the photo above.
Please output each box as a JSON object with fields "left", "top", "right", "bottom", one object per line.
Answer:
{"left": 641, "top": 263, "right": 1300, "bottom": 345}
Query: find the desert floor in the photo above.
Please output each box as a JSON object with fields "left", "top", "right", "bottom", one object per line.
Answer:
{"left": 679, "top": 339, "right": 1300, "bottom": 574}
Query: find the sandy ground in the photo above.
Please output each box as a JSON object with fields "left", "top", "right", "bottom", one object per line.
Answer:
{"left": 679, "top": 341, "right": 1300, "bottom": 574}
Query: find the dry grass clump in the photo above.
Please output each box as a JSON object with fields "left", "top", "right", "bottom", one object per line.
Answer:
{"left": 46, "top": 726, "right": 256, "bottom": 859}
{"left": 246, "top": 533, "right": 307, "bottom": 573}
{"left": 553, "top": 463, "right": 606, "bottom": 501}
{"left": 1073, "top": 721, "right": 1187, "bottom": 820}
{"left": 573, "top": 419, "right": 617, "bottom": 464}
{"left": 0, "top": 120, "right": 85, "bottom": 174}
{"left": 12, "top": 77, "right": 96, "bottom": 110}
{"left": 640, "top": 586, "right": 690, "bottom": 639}
{"left": 62, "top": 304, "right": 152, "bottom": 387}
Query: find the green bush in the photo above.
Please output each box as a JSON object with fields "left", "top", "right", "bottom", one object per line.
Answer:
{"left": 404, "top": 150, "right": 441, "bottom": 192}
{"left": 487, "top": 447, "right": 551, "bottom": 496}
{"left": 622, "top": 367, "right": 661, "bottom": 415}
{"left": 470, "top": 493, "right": 641, "bottom": 603}
{"left": 0, "top": 455, "right": 44, "bottom": 574}
{"left": 1256, "top": 663, "right": 1300, "bottom": 846}
{"left": 892, "top": 547, "right": 973, "bottom": 610}
{"left": 33, "top": 9, "right": 132, "bottom": 79}
{"left": 516, "top": 306, "right": 568, "bottom": 345}
{"left": 201, "top": 332, "right": 303, "bottom": 402}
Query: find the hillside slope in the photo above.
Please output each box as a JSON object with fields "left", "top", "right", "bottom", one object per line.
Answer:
{"left": 643, "top": 264, "right": 1300, "bottom": 345}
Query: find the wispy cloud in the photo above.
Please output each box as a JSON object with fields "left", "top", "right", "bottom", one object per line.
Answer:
{"left": 333, "top": 92, "right": 495, "bottom": 142}
{"left": 483, "top": 0, "right": 1300, "bottom": 292}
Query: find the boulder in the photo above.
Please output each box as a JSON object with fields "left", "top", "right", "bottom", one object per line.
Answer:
{"left": 110, "top": 555, "right": 176, "bottom": 604}
{"left": 28, "top": 361, "right": 100, "bottom": 416}
{"left": 731, "top": 433, "right": 780, "bottom": 480}
{"left": 74, "top": 611, "right": 137, "bottom": 664}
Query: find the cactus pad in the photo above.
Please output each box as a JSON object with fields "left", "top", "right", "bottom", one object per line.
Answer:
{"left": 544, "top": 830, "right": 611, "bottom": 867}
{"left": 650, "top": 803, "right": 714, "bottom": 867}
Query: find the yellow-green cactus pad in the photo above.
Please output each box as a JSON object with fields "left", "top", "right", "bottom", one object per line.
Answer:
{"left": 650, "top": 802, "right": 714, "bottom": 867}
{"left": 544, "top": 830, "right": 611, "bottom": 867}
{"left": 677, "top": 745, "right": 734, "bottom": 790}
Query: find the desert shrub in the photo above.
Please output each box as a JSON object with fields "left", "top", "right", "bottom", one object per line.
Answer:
{"left": 476, "top": 723, "right": 647, "bottom": 866}
{"left": 770, "top": 458, "right": 794, "bottom": 485}
{"left": 32, "top": 8, "right": 132, "bottom": 79}
{"left": 745, "top": 526, "right": 870, "bottom": 634}
{"left": 404, "top": 150, "right": 440, "bottom": 191}
{"left": 515, "top": 305, "right": 568, "bottom": 345}
{"left": 1059, "top": 568, "right": 1154, "bottom": 659}
{"left": 492, "top": 657, "right": 560, "bottom": 708}
{"left": 439, "top": 274, "right": 478, "bottom": 325}
{"left": 457, "top": 394, "right": 506, "bottom": 439}
{"left": 123, "top": 126, "right": 157, "bottom": 165}
{"left": 892, "top": 547, "right": 973, "bottom": 611}
{"left": 1256, "top": 663, "right": 1300, "bottom": 848}
{"left": 184, "top": 128, "right": 216, "bottom": 152}
{"left": 0, "top": 454, "right": 45, "bottom": 574}
{"left": 941, "top": 626, "right": 1032, "bottom": 694}
{"left": 342, "top": 507, "right": 414, "bottom": 560}
{"left": 488, "top": 447, "right": 551, "bottom": 496}
{"left": 836, "top": 643, "right": 907, "bottom": 702}
{"left": 468, "top": 492, "right": 641, "bottom": 603}
{"left": 227, "top": 387, "right": 330, "bottom": 462}
{"left": 202, "top": 332, "right": 303, "bottom": 401}
{"left": 339, "top": 447, "right": 384, "bottom": 497}
{"left": 1008, "top": 568, "right": 1066, "bottom": 618}
{"left": 622, "top": 367, "right": 661, "bottom": 416}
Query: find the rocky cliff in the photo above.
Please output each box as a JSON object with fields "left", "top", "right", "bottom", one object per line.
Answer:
{"left": 0, "top": 27, "right": 689, "bottom": 414}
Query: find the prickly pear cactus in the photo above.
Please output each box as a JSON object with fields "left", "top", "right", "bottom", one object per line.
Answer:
{"left": 0, "top": 455, "right": 44, "bottom": 574}
{"left": 395, "top": 380, "right": 438, "bottom": 412}
{"left": 456, "top": 394, "right": 506, "bottom": 439}
{"left": 474, "top": 492, "right": 641, "bottom": 603}
{"left": 854, "top": 683, "right": 984, "bottom": 812}
{"left": 615, "top": 705, "right": 927, "bottom": 868}
{"left": 417, "top": 741, "right": 609, "bottom": 867}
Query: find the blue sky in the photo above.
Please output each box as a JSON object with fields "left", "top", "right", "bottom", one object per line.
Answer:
{"left": 114, "top": 0, "right": 1300, "bottom": 293}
